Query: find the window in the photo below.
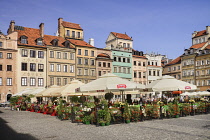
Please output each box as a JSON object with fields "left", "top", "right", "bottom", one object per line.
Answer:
{"left": 143, "top": 62, "right": 145, "bottom": 66}
{"left": 37, "top": 39, "right": 43, "bottom": 46}
{"left": 149, "top": 70, "right": 151, "bottom": 76}
{"left": 0, "top": 52, "right": 2, "bottom": 58}
{"left": 66, "top": 30, "right": 70, "bottom": 36}
{"left": 7, "top": 78, "right": 12, "bottom": 86}
{"left": 50, "top": 77, "right": 54, "bottom": 86}
{"left": 21, "top": 36, "right": 27, "bottom": 44}
{"left": 0, "top": 42, "right": 2, "bottom": 47}
{"left": 138, "top": 72, "right": 141, "bottom": 78}
{"left": 30, "top": 50, "right": 36, "bottom": 58}
{"left": 118, "top": 67, "right": 121, "bottom": 73}
{"left": 70, "top": 53, "right": 74, "bottom": 60}
{"left": 38, "top": 51, "right": 44, "bottom": 58}
{"left": 114, "top": 67, "right": 117, "bottom": 73}
{"left": 98, "top": 71, "right": 101, "bottom": 76}
{"left": 143, "top": 72, "right": 146, "bottom": 78}
{"left": 127, "top": 43, "right": 130, "bottom": 48}
{"left": 178, "top": 66, "right": 180, "bottom": 70}
{"left": 134, "top": 71, "right": 137, "bottom": 78}
{"left": 123, "top": 67, "right": 126, "bottom": 73}
{"left": 78, "top": 58, "right": 82, "bottom": 65}
{"left": 148, "top": 62, "right": 150, "bottom": 65}
{"left": 133, "top": 61, "right": 136, "bottom": 65}
{"left": 123, "top": 43, "right": 126, "bottom": 48}
{"left": 98, "top": 62, "right": 101, "bottom": 67}
{"left": 21, "top": 77, "right": 27, "bottom": 86}
{"left": 103, "top": 62, "right": 106, "bottom": 67}
{"left": 50, "top": 51, "right": 54, "bottom": 58}
{"left": 84, "top": 59, "right": 88, "bottom": 65}
{"left": 157, "top": 70, "right": 160, "bottom": 76}
{"left": 91, "top": 60, "right": 94, "bottom": 65}
{"left": 63, "top": 53, "right": 67, "bottom": 59}
{"left": 50, "top": 64, "right": 54, "bottom": 72}
{"left": 70, "top": 65, "right": 74, "bottom": 73}
{"left": 108, "top": 63, "right": 110, "bottom": 67}
{"left": 0, "top": 64, "right": 2, "bottom": 71}
{"left": 57, "top": 52, "right": 61, "bottom": 59}
{"left": 91, "top": 51, "right": 94, "bottom": 57}
{"left": 85, "top": 50, "right": 88, "bottom": 56}
{"left": 153, "top": 71, "right": 156, "bottom": 76}
{"left": 118, "top": 57, "right": 121, "bottom": 62}
{"left": 91, "top": 69, "right": 95, "bottom": 76}
{"left": 127, "top": 58, "right": 130, "bottom": 63}
{"left": 30, "top": 63, "right": 36, "bottom": 71}
{"left": 114, "top": 57, "right": 117, "bottom": 61}
{"left": 0, "top": 77, "right": 2, "bottom": 85}
{"left": 7, "top": 53, "right": 12, "bottom": 59}
{"left": 30, "top": 78, "right": 36, "bottom": 86}
{"left": 127, "top": 68, "right": 131, "bottom": 74}
{"left": 52, "top": 39, "right": 58, "bottom": 46}
{"left": 72, "top": 31, "right": 75, "bottom": 38}
{"left": 138, "top": 61, "right": 141, "bottom": 66}
{"left": 57, "top": 64, "right": 61, "bottom": 72}
{"left": 78, "top": 49, "right": 81, "bottom": 55}
{"left": 38, "top": 78, "right": 44, "bottom": 86}
{"left": 7, "top": 65, "right": 12, "bottom": 71}
{"left": 57, "top": 78, "right": 61, "bottom": 86}
{"left": 38, "top": 64, "right": 44, "bottom": 72}
{"left": 123, "top": 58, "right": 126, "bottom": 62}
{"left": 77, "top": 32, "right": 80, "bottom": 38}
{"left": 21, "top": 49, "right": 28, "bottom": 57}
{"left": 168, "top": 67, "right": 171, "bottom": 72}
{"left": 178, "top": 74, "right": 181, "bottom": 79}
{"left": 63, "top": 65, "right": 68, "bottom": 72}
{"left": 103, "top": 71, "right": 106, "bottom": 75}
{"left": 77, "top": 69, "right": 82, "bottom": 75}
{"left": 84, "top": 69, "right": 88, "bottom": 75}
{"left": 64, "top": 78, "right": 68, "bottom": 85}
{"left": 21, "top": 63, "right": 27, "bottom": 71}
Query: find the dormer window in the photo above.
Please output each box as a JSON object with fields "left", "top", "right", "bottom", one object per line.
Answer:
{"left": 36, "top": 38, "right": 43, "bottom": 46}
{"left": 72, "top": 31, "right": 75, "bottom": 38}
{"left": 20, "top": 36, "right": 28, "bottom": 44}
{"left": 64, "top": 41, "right": 70, "bottom": 48}
{"left": 77, "top": 32, "right": 80, "bottom": 38}
{"left": 52, "top": 39, "right": 58, "bottom": 47}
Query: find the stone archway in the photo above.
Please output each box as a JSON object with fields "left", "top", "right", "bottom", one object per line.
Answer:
{"left": 7, "top": 94, "right": 12, "bottom": 101}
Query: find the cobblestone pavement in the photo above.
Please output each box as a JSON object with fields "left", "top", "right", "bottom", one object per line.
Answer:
{"left": 0, "top": 107, "right": 210, "bottom": 140}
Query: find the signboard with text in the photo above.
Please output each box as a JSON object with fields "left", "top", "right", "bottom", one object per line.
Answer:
{"left": 117, "top": 84, "right": 127, "bottom": 89}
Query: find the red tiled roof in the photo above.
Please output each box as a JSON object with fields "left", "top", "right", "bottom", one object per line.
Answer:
{"left": 194, "top": 30, "right": 206, "bottom": 37}
{"left": 62, "top": 21, "right": 83, "bottom": 30}
{"left": 165, "top": 56, "right": 181, "bottom": 66}
{"left": 15, "top": 26, "right": 45, "bottom": 47}
{"left": 132, "top": 55, "right": 147, "bottom": 59}
{"left": 44, "top": 35, "right": 74, "bottom": 48}
{"left": 111, "top": 32, "right": 132, "bottom": 40}
{"left": 68, "top": 39, "right": 94, "bottom": 48}
{"left": 190, "top": 42, "right": 206, "bottom": 49}
{"left": 205, "top": 45, "right": 210, "bottom": 49}
{"left": 97, "top": 53, "right": 110, "bottom": 58}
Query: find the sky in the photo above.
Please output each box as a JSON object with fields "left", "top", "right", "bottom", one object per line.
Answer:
{"left": 0, "top": 0, "right": 210, "bottom": 59}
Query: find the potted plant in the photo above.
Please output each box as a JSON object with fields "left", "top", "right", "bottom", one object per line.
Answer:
{"left": 82, "top": 115, "right": 92, "bottom": 125}
{"left": 122, "top": 102, "right": 131, "bottom": 123}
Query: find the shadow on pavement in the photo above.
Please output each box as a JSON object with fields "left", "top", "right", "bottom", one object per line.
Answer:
{"left": 0, "top": 117, "right": 38, "bottom": 140}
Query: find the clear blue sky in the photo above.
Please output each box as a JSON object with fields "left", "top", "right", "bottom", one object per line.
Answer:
{"left": 0, "top": 0, "right": 210, "bottom": 59}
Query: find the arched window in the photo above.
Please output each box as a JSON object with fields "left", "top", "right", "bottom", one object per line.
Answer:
{"left": 20, "top": 36, "right": 28, "bottom": 44}
{"left": 64, "top": 41, "right": 70, "bottom": 48}
{"left": 51, "top": 39, "right": 58, "bottom": 46}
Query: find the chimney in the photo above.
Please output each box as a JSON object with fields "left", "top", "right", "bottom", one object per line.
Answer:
{"left": 39, "top": 23, "right": 44, "bottom": 38}
{"left": 89, "top": 38, "right": 94, "bottom": 46}
{"left": 206, "top": 26, "right": 210, "bottom": 34}
{"left": 192, "top": 31, "right": 198, "bottom": 38}
{"left": 58, "top": 18, "right": 63, "bottom": 37}
{"left": 7, "top": 20, "right": 15, "bottom": 34}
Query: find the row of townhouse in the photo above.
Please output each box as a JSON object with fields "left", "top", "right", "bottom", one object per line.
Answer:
{"left": 0, "top": 18, "right": 166, "bottom": 103}
{"left": 163, "top": 26, "right": 210, "bottom": 91}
